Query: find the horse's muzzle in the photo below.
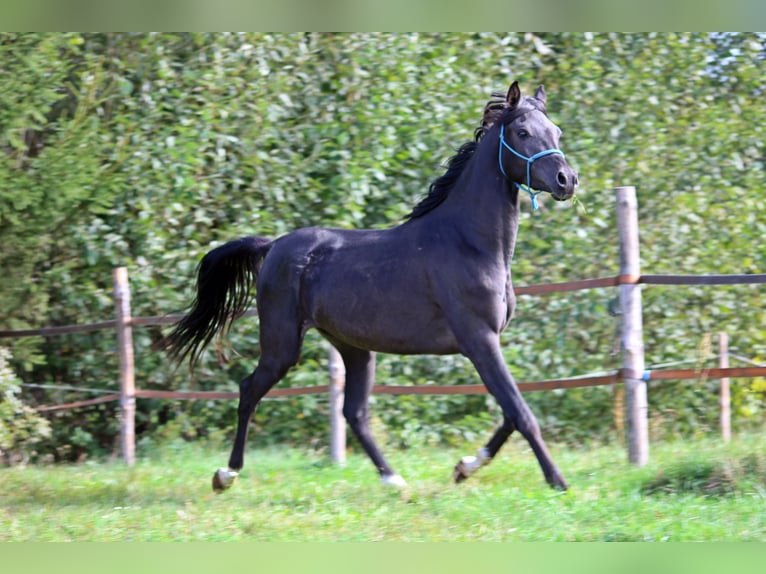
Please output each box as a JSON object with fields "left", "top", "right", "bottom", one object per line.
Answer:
{"left": 552, "top": 167, "right": 578, "bottom": 201}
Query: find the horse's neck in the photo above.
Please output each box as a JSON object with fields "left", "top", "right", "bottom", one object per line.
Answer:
{"left": 438, "top": 140, "right": 520, "bottom": 267}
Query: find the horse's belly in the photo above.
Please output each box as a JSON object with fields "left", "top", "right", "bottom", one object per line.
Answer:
{"left": 310, "top": 290, "right": 460, "bottom": 355}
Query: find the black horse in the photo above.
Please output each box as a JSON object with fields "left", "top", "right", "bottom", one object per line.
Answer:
{"left": 163, "top": 81, "right": 578, "bottom": 492}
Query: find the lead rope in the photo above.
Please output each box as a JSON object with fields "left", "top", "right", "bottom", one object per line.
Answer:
{"left": 498, "top": 124, "right": 566, "bottom": 210}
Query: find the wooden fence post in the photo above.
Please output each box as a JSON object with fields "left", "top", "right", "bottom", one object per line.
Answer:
{"left": 113, "top": 267, "right": 136, "bottom": 466}
{"left": 719, "top": 332, "right": 731, "bottom": 442}
{"left": 615, "top": 186, "right": 649, "bottom": 466}
{"left": 328, "top": 345, "right": 346, "bottom": 466}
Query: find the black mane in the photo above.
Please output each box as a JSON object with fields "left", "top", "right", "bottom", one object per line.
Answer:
{"left": 405, "top": 92, "right": 538, "bottom": 221}
{"left": 405, "top": 140, "right": 479, "bottom": 220}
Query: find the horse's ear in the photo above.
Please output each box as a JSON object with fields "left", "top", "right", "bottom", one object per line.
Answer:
{"left": 506, "top": 81, "right": 521, "bottom": 108}
{"left": 534, "top": 85, "right": 547, "bottom": 105}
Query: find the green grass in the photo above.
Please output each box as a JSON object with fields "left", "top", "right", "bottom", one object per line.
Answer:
{"left": 2, "top": 434, "right": 765, "bottom": 541}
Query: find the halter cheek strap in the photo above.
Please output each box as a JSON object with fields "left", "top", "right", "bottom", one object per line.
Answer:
{"left": 498, "top": 124, "right": 566, "bottom": 210}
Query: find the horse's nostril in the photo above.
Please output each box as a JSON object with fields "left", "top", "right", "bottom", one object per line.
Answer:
{"left": 557, "top": 171, "right": 568, "bottom": 187}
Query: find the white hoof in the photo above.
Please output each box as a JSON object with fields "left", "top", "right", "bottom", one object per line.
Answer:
{"left": 454, "top": 448, "right": 491, "bottom": 482}
{"left": 460, "top": 455, "right": 482, "bottom": 473}
{"left": 381, "top": 474, "right": 408, "bottom": 488}
{"left": 212, "top": 467, "right": 239, "bottom": 492}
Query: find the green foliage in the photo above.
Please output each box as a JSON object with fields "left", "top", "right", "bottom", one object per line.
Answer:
{"left": 0, "top": 33, "right": 764, "bottom": 458}
{"left": 0, "top": 347, "right": 51, "bottom": 464}
{"left": 0, "top": 33, "right": 119, "bottom": 368}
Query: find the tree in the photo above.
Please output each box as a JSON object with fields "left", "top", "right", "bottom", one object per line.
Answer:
{"left": 0, "top": 33, "right": 119, "bottom": 367}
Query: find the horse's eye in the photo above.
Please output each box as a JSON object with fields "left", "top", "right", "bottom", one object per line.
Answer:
{"left": 517, "top": 129, "right": 529, "bottom": 138}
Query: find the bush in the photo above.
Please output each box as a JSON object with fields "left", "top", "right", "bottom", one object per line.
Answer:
{"left": 0, "top": 347, "right": 51, "bottom": 464}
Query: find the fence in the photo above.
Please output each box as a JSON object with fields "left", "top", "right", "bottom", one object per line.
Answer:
{"left": 2, "top": 187, "right": 766, "bottom": 467}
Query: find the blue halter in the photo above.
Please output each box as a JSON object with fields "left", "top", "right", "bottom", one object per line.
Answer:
{"left": 498, "top": 123, "right": 566, "bottom": 210}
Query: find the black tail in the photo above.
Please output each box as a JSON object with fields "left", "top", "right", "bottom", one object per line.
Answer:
{"left": 161, "top": 236, "right": 273, "bottom": 368}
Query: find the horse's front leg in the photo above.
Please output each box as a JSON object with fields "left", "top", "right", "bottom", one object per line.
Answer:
{"left": 456, "top": 332, "right": 568, "bottom": 490}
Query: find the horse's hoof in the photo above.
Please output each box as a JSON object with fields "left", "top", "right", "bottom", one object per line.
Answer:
{"left": 212, "top": 467, "right": 238, "bottom": 492}
{"left": 453, "top": 452, "right": 486, "bottom": 483}
{"left": 453, "top": 459, "right": 471, "bottom": 483}
{"left": 381, "top": 473, "right": 408, "bottom": 488}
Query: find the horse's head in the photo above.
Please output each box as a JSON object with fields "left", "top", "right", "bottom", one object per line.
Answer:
{"left": 496, "top": 81, "right": 578, "bottom": 206}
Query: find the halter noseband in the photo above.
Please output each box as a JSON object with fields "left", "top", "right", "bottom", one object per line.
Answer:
{"left": 498, "top": 122, "right": 566, "bottom": 210}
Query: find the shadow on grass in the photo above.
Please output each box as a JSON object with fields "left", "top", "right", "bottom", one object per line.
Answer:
{"left": 641, "top": 452, "right": 766, "bottom": 497}
{"left": 2, "top": 479, "right": 206, "bottom": 508}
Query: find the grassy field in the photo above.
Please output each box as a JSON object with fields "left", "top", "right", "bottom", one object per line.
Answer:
{"left": 2, "top": 434, "right": 765, "bottom": 541}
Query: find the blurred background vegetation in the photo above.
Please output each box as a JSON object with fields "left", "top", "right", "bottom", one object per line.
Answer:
{"left": 1, "top": 32, "right": 764, "bottom": 463}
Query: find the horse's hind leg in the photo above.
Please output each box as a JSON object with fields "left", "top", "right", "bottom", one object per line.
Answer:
{"left": 338, "top": 345, "right": 406, "bottom": 487}
{"left": 213, "top": 326, "right": 303, "bottom": 492}
{"left": 454, "top": 417, "right": 515, "bottom": 483}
